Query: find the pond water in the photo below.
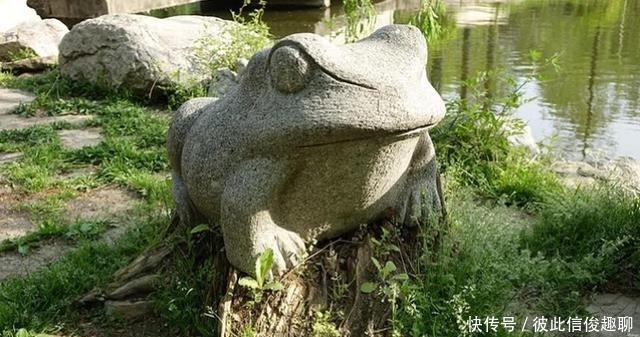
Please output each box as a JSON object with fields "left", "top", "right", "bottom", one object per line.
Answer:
{"left": 150, "top": 0, "right": 640, "bottom": 160}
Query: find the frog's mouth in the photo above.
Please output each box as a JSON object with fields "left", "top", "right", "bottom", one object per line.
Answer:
{"left": 298, "top": 124, "right": 433, "bottom": 148}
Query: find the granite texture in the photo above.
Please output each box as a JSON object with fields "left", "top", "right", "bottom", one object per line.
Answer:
{"left": 168, "top": 25, "right": 446, "bottom": 275}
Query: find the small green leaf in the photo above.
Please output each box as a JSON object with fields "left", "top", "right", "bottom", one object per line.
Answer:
{"left": 383, "top": 261, "right": 397, "bottom": 273}
{"left": 264, "top": 281, "right": 285, "bottom": 291}
{"left": 16, "top": 329, "right": 31, "bottom": 337}
{"left": 256, "top": 249, "right": 274, "bottom": 287}
{"left": 18, "top": 244, "right": 29, "bottom": 256}
{"left": 80, "top": 222, "right": 94, "bottom": 233}
{"left": 238, "top": 277, "right": 259, "bottom": 289}
{"left": 392, "top": 273, "right": 409, "bottom": 281}
{"left": 190, "top": 224, "right": 210, "bottom": 234}
{"left": 360, "top": 282, "right": 377, "bottom": 294}
{"left": 388, "top": 244, "right": 401, "bottom": 252}
{"left": 371, "top": 257, "right": 381, "bottom": 271}
{"left": 529, "top": 49, "right": 542, "bottom": 62}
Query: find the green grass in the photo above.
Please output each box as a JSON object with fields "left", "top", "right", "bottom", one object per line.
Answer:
{"left": 523, "top": 185, "right": 640, "bottom": 291}
{"left": 0, "top": 6, "right": 270, "bottom": 334}
{"left": 0, "top": 217, "right": 164, "bottom": 331}
{"left": 389, "top": 69, "right": 638, "bottom": 336}
{"left": 4, "top": 48, "right": 37, "bottom": 63}
{"left": 0, "top": 70, "right": 173, "bottom": 258}
{"left": 392, "top": 183, "right": 636, "bottom": 336}
{"left": 153, "top": 253, "right": 219, "bottom": 336}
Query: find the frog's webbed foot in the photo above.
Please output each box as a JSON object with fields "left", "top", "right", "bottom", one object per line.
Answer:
{"left": 253, "top": 225, "right": 306, "bottom": 275}
{"left": 220, "top": 158, "right": 306, "bottom": 277}
{"left": 401, "top": 133, "right": 444, "bottom": 226}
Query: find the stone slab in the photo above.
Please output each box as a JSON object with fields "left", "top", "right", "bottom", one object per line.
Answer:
{"left": 0, "top": 88, "right": 35, "bottom": 114}
{"left": 65, "top": 187, "right": 137, "bottom": 221}
{"left": 58, "top": 128, "right": 103, "bottom": 150}
{"left": 0, "top": 241, "right": 70, "bottom": 281}
{"left": 0, "top": 152, "right": 23, "bottom": 164}
{"left": 586, "top": 293, "right": 639, "bottom": 337}
{"left": 0, "top": 183, "right": 35, "bottom": 242}
{"left": 0, "top": 114, "right": 93, "bottom": 131}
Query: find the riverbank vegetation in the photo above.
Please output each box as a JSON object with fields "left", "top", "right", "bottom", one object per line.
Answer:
{"left": 0, "top": 2, "right": 638, "bottom": 337}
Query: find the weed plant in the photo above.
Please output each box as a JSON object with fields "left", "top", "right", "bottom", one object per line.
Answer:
{"left": 409, "top": 0, "right": 456, "bottom": 44}
{"left": 343, "top": 0, "right": 376, "bottom": 42}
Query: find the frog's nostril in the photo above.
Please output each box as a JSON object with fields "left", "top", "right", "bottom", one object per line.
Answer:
{"left": 269, "top": 46, "right": 312, "bottom": 94}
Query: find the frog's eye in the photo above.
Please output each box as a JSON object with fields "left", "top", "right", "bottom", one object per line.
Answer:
{"left": 269, "top": 45, "right": 312, "bottom": 94}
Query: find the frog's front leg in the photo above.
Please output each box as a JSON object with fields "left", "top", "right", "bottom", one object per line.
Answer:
{"left": 401, "top": 133, "right": 444, "bottom": 226}
{"left": 220, "top": 158, "right": 306, "bottom": 276}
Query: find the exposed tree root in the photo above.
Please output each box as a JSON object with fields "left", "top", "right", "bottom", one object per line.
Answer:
{"left": 78, "top": 175, "right": 446, "bottom": 335}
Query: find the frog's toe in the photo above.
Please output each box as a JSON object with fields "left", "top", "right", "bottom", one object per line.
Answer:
{"left": 276, "top": 230, "right": 306, "bottom": 270}
{"left": 254, "top": 227, "right": 306, "bottom": 276}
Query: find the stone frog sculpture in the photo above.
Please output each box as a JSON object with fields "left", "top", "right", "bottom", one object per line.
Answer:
{"left": 168, "top": 24, "right": 446, "bottom": 275}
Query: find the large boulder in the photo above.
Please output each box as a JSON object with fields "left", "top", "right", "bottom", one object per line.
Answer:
{"left": 58, "top": 14, "right": 238, "bottom": 94}
{"left": 0, "top": 19, "right": 69, "bottom": 62}
{"left": 0, "top": 0, "right": 41, "bottom": 33}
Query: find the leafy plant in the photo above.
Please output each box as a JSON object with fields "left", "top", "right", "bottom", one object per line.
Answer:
{"left": 360, "top": 259, "right": 409, "bottom": 295}
{"left": 432, "top": 54, "right": 563, "bottom": 207}
{"left": 193, "top": 0, "right": 271, "bottom": 74}
{"left": 311, "top": 311, "right": 341, "bottom": 337}
{"left": 168, "top": 0, "right": 271, "bottom": 107}
{"left": 6, "top": 48, "right": 37, "bottom": 62}
{"left": 343, "top": 0, "right": 376, "bottom": 43}
{"left": 238, "top": 249, "right": 285, "bottom": 303}
{"left": 409, "top": 0, "right": 455, "bottom": 43}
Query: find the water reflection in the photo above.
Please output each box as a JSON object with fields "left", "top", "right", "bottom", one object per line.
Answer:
{"left": 150, "top": 0, "right": 640, "bottom": 160}
{"left": 429, "top": 0, "right": 639, "bottom": 160}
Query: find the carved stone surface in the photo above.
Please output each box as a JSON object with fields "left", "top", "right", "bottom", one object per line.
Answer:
{"left": 168, "top": 25, "right": 446, "bottom": 275}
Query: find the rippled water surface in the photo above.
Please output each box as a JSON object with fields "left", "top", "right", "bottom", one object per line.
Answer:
{"left": 153, "top": 0, "right": 640, "bottom": 160}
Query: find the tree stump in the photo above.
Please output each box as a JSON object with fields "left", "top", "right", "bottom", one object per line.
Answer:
{"left": 215, "top": 219, "right": 427, "bottom": 337}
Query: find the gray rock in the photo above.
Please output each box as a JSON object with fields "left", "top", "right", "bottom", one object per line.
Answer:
{"left": 59, "top": 14, "right": 237, "bottom": 94}
{"left": 65, "top": 187, "right": 136, "bottom": 221}
{"left": 57, "top": 128, "right": 103, "bottom": 150}
{"left": 0, "top": 0, "right": 41, "bottom": 33}
{"left": 0, "top": 19, "right": 68, "bottom": 62}
{"left": 168, "top": 25, "right": 446, "bottom": 276}
{"left": 553, "top": 157, "right": 640, "bottom": 193}
{"left": 207, "top": 68, "right": 238, "bottom": 98}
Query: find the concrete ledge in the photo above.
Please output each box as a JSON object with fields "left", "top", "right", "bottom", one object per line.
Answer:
{"left": 268, "top": 0, "right": 330, "bottom": 7}
{"left": 27, "top": 0, "right": 205, "bottom": 19}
